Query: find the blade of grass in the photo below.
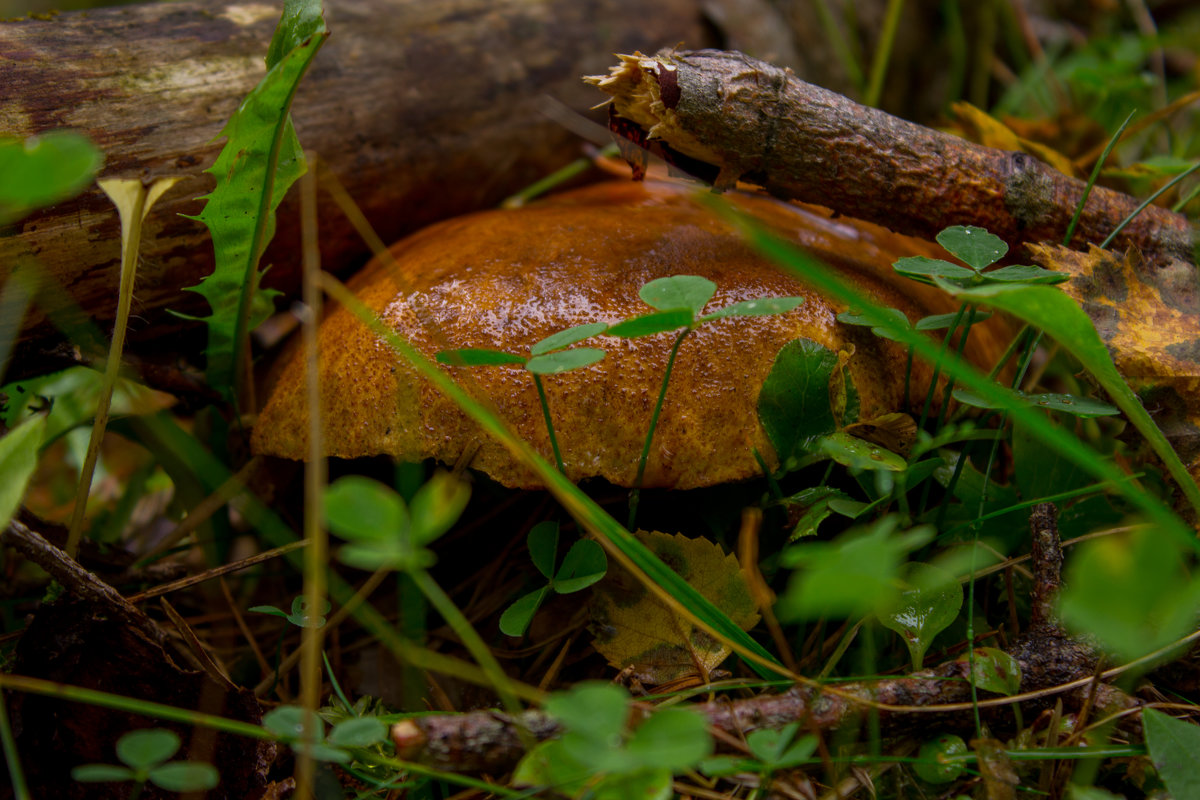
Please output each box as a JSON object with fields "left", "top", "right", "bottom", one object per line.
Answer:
{"left": 1064, "top": 110, "right": 1135, "bottom": 247}
{"left": 1099, "top": 161, "right": 1200, "bottom": 250}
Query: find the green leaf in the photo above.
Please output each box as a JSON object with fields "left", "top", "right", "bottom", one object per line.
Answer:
{"left": 893, "top": 256, "right": 976, "bottom": 284}
{"left": 913, "top": 734, "right": 967, "bottom": 783}
{"left": 701, "top": 296, "right": 803, "bottom": 320}
{"left": 936, "top": 225, "right": 1007, "bottom": 269}
{"left": 436, "top": 348, "right": 526, "bottom": 367}
{"left": 0, "top": 131, "right": 104, "bottom": 225}
{"left": 70, "top": 764, "right": 136, "bottom": 783}
{"left": 524, "top": 348, "right": 605, "bottom": 375}
{"left": 408, "top": 470, "right": 470, "bottom": 545}
{"left": 327, "top": 717, "right": 387, "bottom": 748}
{"left": 606, "top": 310, "right": 694, "bottom": 338}
{"left": 778, "top": 517, "right": 933, "bottom": 620}
{"left": 781, "top": 486, "right": 847, "bottom": 540}
{"left": 285, "top": 595, "right": 329, "bottom": 629}
{"left": 593, "top": 769, "right": 673, "bottom": 800}
{"left": 1057, "top": 527, "right": 1200, "bottom": 661}
{"left": 983, "top": 264, "right": 1068, "bottom": 284}
{"left": 952, "top": 388, "right": 1118, "bottom": 418}
{"left": 1144, "top": 707, "right": 1200, "bottom": 800}
{"left": 819, "top": 432, "right": 907, "bottom": 472}
{"left": 499, "top": 587, "right": 550, "bottom": 637}
{"left": 639, "top": 275, "right": 716, "bottom": 315}
{"left": 527, "top": 521, "right": 559, "bottom": 579}
{"left": 0, "top": 414, "right": 46, "bottom": 530}
{"left": 623, "top": 707, "right": 712, "bottom": 771}
{"left": 187, "top": 0, "right": 327, "bottom": 396}
{"left": 915, "top": 311, "right": 989, "bottom": 331}
{"left": 879, "top": 563, "right": 963, "bottom": 670}
{"left": 148, "top": 762, "right": 220, "bottom": 792}
{"left": 746, "top": 724, "right": 817, "bottom": 769}
{"left": 263, "top": 705, "right": 323, "bottom": 740}
{"left": 964, "top": 647, "right": 1022, "bottom": 695}
{"left": 545, "top": 682, "right": 629, "bottom": 744}
{"left": 325, "top": 476, "right": 408, "bottom": 542}
{"left": 531, "top": 322, "right": 609, "bottom": 355}
{"left": 838, "top": 307, "right": 911, "bottom": 339}
{"left": 757, "top": 339, "right": 838, "bottom": 466}
{"left": 553, "top": 539, "right": 607, "bottom": 593}
{"left": 116, "top": 729, "right": 180, "bottom": 770}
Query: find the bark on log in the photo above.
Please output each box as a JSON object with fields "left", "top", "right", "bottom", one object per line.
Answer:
{"left": 0, "top": 0, "right": 704, "bottom": 359}
{"left": 587, "top": 49, "right": 1197, "bottom": 268}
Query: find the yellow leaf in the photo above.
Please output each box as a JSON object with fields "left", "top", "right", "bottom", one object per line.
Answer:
{"left": 590, "top": 531, "right": 760, "bottom": 686}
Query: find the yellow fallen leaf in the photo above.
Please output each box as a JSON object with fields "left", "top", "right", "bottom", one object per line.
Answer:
{"left": 590, "top": 531, "right": 760, "bottom": 686}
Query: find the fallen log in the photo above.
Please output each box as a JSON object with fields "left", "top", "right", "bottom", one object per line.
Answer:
{"left": 0, "top": 0, "right": 704, "bottom": 359}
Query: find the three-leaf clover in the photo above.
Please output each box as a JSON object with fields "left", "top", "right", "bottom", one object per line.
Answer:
{"left": 249, "top": 595, "right": 331, "bottom": 628}
{"left": 500, "top": 521, "right": 607, "bottom": 637}
{"left": 325, "top": 470, "right": 470, "bottom": 572}
{"left": 893, "top": 226, "right": 1066, "bottom": 286}
{"left": 72, "top": 729, "right": 219, "bottom": 794}
{"left": 438, "top": 322, "right": 608, "bottom": 473}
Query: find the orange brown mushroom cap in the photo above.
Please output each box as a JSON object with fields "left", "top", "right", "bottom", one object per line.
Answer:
{"left": 251, "top": 179, "right": 1010, "bottom": 489}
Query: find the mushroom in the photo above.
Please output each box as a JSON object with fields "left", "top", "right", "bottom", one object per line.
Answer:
{"left": 252, "top": 179, "right": 1008, "bottom": 489}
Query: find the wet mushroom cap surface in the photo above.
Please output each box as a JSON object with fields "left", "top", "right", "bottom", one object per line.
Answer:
{"left": 252, "top": 179, "right": 1007, "bottom": 489}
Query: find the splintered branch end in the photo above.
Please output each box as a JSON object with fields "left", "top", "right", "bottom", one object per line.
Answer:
{"left": 584, "top": 51, "right": 723, "bottom": 170}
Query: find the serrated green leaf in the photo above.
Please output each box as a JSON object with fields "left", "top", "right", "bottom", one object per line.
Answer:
{"left": 0, "top": 414, "right": 45, "bottom": 530}
{"left": 1144, "top": 707, "right": 1200, "bottom": 800}
{"left": 553, "top": 539, "right": 607, "bottom": 593}
{"left": 148, "top": 762, "right": 220, "bottom": 792}
{"left": 187, "top": 0, "right": 327, "bottom": 397}
{"left": 983, "top": 264, "right": 1068, "bottom": 284}
{"left": 117, "top": 729, "right": 180, "bottom": 770}
{"left": 757, "top": 339, "right": 838, "bottom": 466}
{"left": 893, "top": 256, "right": 976, "bottom": 284}
{"left": 531, "top": 322, "right": 609, "bottom": 355}
{"left": 747, "top": 724, "right": 816, "bottom": 768}
{"left": 606, "top": 309, "right": 694, "bottom": 338}
{"left": 701, "top": 296, "right": 803, "bottom": 320}
{"left": 936, "top": 225, "right": 1008, "bottom": 269}
{"left": 499, "top": 587, "right": 550, "bottom": 637}
{"left": 524, "top": 348, "right": 605, "bottom": 374}
{"left": 639, "top": 275, "right": 716, "bottom": 314}
{"left": 436, "top": 348, "right": 525, "bottom": 367}
{"left": 879, "top": 563, "right": 962, "bottom": 670}
{"left": 0, "top": 131, "right": 103, "bottom": 225}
